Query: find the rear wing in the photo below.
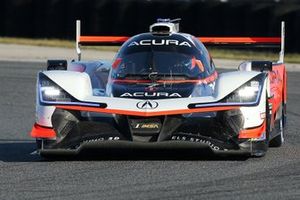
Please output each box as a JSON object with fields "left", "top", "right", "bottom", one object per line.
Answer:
{"left": 76, "top": 20, "right": 285, "bottom": 63}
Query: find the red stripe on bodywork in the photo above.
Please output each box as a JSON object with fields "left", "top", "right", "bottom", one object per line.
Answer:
{"left": 56, "top": 105, "right": 239, "bottom": 117}
{"left": 30, "top": 123, "right": 56, "bottom": 138}
{"left": 198, "top": 37, "right": 281, "bottom": 44}
{"left": 79, "top": 36, "right": 280, "bottom": 45}
{"left": 191, "top": 56, "right": 204, "bottom": 72}
{"left": 238, "top": 121, "right": 266, "bottom": 139}
{"left": 79, "top": 36, "right": 281, "bottom": 44}
{"left": 112, "top": 58, "right": 122, "bottom": 69}
{"left": 79, "top": 36, "right": 129, "bottom": 43}
{"left": 112, "top": 71, "right": 218, "bottom": 84}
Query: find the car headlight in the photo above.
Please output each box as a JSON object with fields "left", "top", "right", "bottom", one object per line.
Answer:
{"left": 38, "top": 73, "right": 107, "bottom": 108}
{"left": 39, "top": 73, "right": 76, "bottom": 103}
{"left": 224, "top": 74, "right": 265, "bottom": 104}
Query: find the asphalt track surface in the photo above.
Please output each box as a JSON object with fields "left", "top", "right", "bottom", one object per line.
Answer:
{"left": 0, "top": 61, "right": 299, "bottom": 200}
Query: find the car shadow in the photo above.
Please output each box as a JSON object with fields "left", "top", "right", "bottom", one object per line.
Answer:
{"left": 0, "top": 139, "right": 41, "bottom": 162}
{"left": 0, "top": 140, "right": 249, "bottom": 162}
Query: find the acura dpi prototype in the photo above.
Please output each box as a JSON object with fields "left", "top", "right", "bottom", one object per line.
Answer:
{"left": 31, "top": 19, "right": 287, "bottom": 157}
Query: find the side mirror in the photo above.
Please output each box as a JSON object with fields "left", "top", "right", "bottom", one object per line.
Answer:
{"left": 251, "top": 61, "right": 272, "bottom": 72}
{"left": 98, "top": 66, "right": 110, "bottom": 72}
{"left": 238, "top": 61, "right": 272, "bottom": 72}
{"left": 47, "top": 60, "right": 67, "bottom": 71}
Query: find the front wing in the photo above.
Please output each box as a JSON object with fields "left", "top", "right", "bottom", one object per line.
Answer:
{"left": 31, "top": 99, "right": 268, "bottom": 157}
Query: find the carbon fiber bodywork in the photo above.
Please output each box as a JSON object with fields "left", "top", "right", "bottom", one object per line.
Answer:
{"left": 37, "top": 108, "right": 267, "bottom": 156}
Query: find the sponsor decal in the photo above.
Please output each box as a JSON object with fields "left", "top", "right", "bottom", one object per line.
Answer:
{"left": 134, "top": 123, "right": 160, "bottom": 129}
{"left": 129, "top": 118, "right": 162, "bottom": 133}
{"left": 171, "top": 135, "right": 221, "bottom": 150}
{"left": 83, "top": 136, "right": 120, "bottom": 143}
{"left": 128, "top": 39, "right": 191, "bottom": 47}
{"left": 136, "top": 100, "right": 159, "bottom": 109}
{"left": 120, "top": 92, "right": 182, "bottom": 98}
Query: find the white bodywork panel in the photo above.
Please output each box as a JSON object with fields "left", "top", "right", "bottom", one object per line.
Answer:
{"left": 214, "top": 71, "right": 260, "bottom": 100}
{"left": 240, "top": 78, "right": 268, "bottom": 128}
{"left": 45, "top": 71, "right": 93, "bottom": 100}
{"left": 36, "top": 69, "right": 267, "bottom": 129}
{"left": 36, "top": 105, "right": 55, "bottom": 127}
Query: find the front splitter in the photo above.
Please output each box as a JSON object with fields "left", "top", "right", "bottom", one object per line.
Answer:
{"left": 39, "top": 140, "right": 252, "bottom": 157}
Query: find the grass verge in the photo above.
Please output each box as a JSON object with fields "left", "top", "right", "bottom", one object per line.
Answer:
{"left": 0, "top": 37, "right": 299, "bottom": 63}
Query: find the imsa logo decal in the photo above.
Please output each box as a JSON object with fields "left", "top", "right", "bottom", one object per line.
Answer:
{"left": 134, "top": 123, "right": 160, "bottom": 129}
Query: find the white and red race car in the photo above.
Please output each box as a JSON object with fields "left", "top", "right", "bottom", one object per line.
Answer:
{"left": 31, "top": 19, "right": 287, "bottom": 157}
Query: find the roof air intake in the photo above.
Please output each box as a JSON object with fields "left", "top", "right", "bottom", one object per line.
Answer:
{"left": 150, "top": 18, "right": 181, "bottom": 35}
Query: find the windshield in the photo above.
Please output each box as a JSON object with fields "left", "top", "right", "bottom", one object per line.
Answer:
{"left": 111, "top": 34, "right": 213, "bottom": 80}
{"left": 112, "top": 51, "right": 209, "bottom": 79}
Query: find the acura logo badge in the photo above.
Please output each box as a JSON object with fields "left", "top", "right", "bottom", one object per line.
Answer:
{"left": 136, "top": 100, "right": 158, "bottom": 110}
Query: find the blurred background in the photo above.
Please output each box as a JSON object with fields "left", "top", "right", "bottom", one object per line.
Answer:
{"left": 0, "top": 0, "right": 300, "bottom": 52}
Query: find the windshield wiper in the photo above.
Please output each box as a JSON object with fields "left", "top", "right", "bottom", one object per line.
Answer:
{"left": 117, "top": 73, "right": 193, "bottom": 82}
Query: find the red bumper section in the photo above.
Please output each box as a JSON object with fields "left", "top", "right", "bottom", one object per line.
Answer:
{"left": 238, "top": 121, "right": 266, "bottom": 139}
{"left": 30, "top": 123, "right": 56, "bottom": 139}
{"left": 30, "top": 121, "right": 266, "bottom": 140}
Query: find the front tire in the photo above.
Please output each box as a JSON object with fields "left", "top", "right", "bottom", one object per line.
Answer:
{"left": 269, "top": 103, "right": 285, "bottom": 147}
{"left": 250, "top": 93, "right": 270, "bottom": 157}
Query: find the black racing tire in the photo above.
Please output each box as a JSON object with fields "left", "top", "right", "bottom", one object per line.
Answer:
{"left": 251, "top": 93, "right": 270, "bottom": 157}
{"left": 269, "top": 103, "right": 285, "bottom": 147}
{"left": 265, "top": 94, "right": 271, "bottom": 148}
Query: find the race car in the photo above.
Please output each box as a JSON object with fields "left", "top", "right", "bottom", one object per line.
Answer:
{"left": 30, "top": 19, "right": 287, "bottom": 157}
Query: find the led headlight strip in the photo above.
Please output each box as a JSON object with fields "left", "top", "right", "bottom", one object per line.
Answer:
{"left": 188, "top": 73, "right": 266, "bottom": 108}
{"left": 38, "top": 73, "right": 106, "bottom": 108}
{"left": 224, "top": 76, "right": 263, "bottom": 104}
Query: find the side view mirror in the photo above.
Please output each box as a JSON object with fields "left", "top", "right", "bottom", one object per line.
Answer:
{"left": 47, "top": 60, "right": 67, "bottom": 71}
{"left": 251, "top": 61, "right": 272, "bottom": 72}
{"left": 98, "top": 66, "right": 110, "bottom": 72}
{"left": 238, "top": 61, "right": 272, "bottom": 72}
